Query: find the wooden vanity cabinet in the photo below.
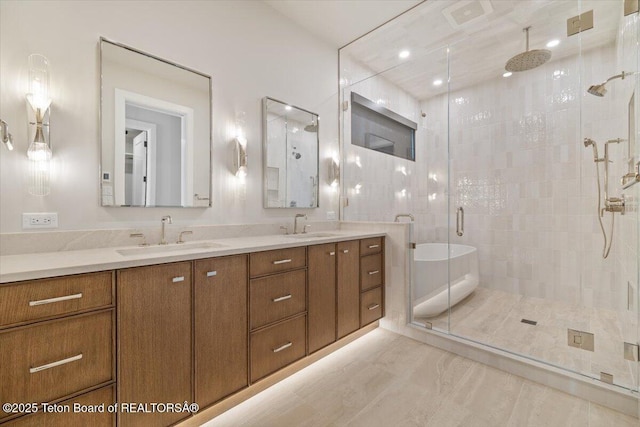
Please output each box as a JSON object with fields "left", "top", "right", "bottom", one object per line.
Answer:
{"left": 0, "top": 272, "right": 115, "bottom": 426}
{"left": 117, "top": 262, "right": 192, "bottom": 427}
{"left": 194, "top": 255, "right": 248, "bottom": 408}
{"left": 308, "top": 243, "right": 337, "bottom": 353}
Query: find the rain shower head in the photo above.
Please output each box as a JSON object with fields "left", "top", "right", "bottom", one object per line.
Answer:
{"left": 587, "top": 71, "right": 637, "bottom": 97}
{"left": 505, "top": 26, "right": 551, "bottom": 72}
{"left": 304, "top": 124, "right": 318, "bottom": 132}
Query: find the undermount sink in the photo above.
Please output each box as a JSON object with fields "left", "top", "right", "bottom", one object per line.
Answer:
{"left": 285, "top": 232, "right": 339, "bottom": 239}
{"left": 117, "top": 241, "right": 225, "bottom": 256}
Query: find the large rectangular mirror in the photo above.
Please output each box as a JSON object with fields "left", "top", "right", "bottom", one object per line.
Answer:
{"left": 100, "top": 38, "right": 212, "bottom": 207}
{"left": 263, "top": 97, "right": 319, "bottom": 208}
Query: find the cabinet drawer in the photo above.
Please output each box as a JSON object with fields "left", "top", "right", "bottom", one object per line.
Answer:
{"left": 250, "top": 270, "right": 306, "bottom": 330}
{"left": 250, "top": 247, "right": 306, "bottom": 277}
{"left": 4, "top": 385, "right": 115, "bottom": 427}
{"left": 0, "top": 271, "right": 113, "bottom": 329}
{"left": 250, "top": 315, "right": 306, "bottom": 383}
{"left": 361, "top": 287, "right": 383, "bottom": 327}
{"left": 360, "top": 253, "right": 383, "bottom": 291}
{"left": 0, "top": 310, "right": 113, "bottom": 420}
{"left": 360, "top": 237, "right": 382, "bottom": 256}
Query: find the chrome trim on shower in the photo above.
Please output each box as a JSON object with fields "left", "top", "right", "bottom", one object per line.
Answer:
{"left": 456, "top": 207, "right": 464, "bottom": 237}
{"left": 583, "top": 138, "right": 626, "bottom": 258}
{"left": 394, "top": 213, "right": 415, "bottom": 222}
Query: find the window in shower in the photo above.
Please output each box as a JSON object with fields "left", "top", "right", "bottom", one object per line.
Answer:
{"left": 350, "top": 92, "right": 417, "bottom": 161}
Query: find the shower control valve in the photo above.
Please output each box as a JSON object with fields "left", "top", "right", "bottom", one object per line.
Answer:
{"left": 605, "top": 196, "right": 625, "bottom": 214}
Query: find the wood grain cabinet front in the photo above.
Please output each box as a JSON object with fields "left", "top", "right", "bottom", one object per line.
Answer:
{"left": 194, "top": 255, "right": 248, "bottom": 408}
{"left": 117, "top": 262, "right": 192, "bottom": 427}
{"left": 250, "top": 315, "right": 306, "bottom": 383}
{"left": 360, "top": 287, "right": 383, "bottom": 327}
{"left": 3, "top": 385, "right": 115, "bottom": 427}
{"left": 360, "top": 237, "right": 382, "bottom": 257}
{"left": 0, "top": 310, "right": 114, "bottom": 422}
{"left": 360, "top": 253, "right": 383, "bottom": 292}
{"left": 249, "top": 269, "right": 306, "bottom": 330}
{"left": 249, "top": 247, "right": 306, "bottom": 277}
{"left": 337, "top": 240, "right": 360, "bottom": 339}
{"left": 0, "top": 271, "right": 113, "bottom": 329}
{"left": 308, "top": 243, "right": 337, "bottom": 354}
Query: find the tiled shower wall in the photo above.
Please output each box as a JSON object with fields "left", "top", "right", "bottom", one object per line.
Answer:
{"left": 342, "top": 41, "right": 634, "bottom": 312}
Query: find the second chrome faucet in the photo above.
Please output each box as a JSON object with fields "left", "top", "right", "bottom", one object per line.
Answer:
{"left": 160, "top": 215, "right": 172, "bottom": 245}
{"left": 293, "top": 214, "right": 307, "bottom": 234}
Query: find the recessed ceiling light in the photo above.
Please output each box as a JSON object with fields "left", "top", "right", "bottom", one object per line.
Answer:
{"left": 433, "top": 79, "right": 443, "bottom": 86}
{"left": 503, "top": 71, "right": 513, "bottom": 78}
{"left": 399, "top": 50, "right": 410, "bottom": 59}
{"left": 546, "top": 39, "right": 560, "bottom": 48}
{"left": 285, "top": 105, "right": 292, "bottom": 111}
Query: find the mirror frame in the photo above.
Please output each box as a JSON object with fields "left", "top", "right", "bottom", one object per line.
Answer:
{"left": 262, "top": 96, "right": 320, "bottom": 209}
{"left": 99, "top": 37, "right": 213, "bottom": 208}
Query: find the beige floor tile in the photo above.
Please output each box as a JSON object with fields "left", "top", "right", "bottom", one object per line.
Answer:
{"left": 202, "top": 329, "right": 638, "bottom": 427}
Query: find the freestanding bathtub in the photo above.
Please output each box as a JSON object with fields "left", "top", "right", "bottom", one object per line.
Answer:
{"left": 412, "top": 243, "right": 479, "bottom": 318}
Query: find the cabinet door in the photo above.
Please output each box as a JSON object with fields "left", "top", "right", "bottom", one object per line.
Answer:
{"left": 337, "top": 240, "right": 360, "bottom": 339}
{"left": 308, "top": 243, "right": 336, "bottom": 353}
{"left": 194, "top": 255, "right": 248, "bottom": 407}
{"left": 117, "top": 262, "right": 192, "bottom": 427}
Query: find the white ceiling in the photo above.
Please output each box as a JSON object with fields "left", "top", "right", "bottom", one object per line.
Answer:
{"left": 264, "top": 0, "right": 423, "bottom": 48}
{"left": 340, "top": 0, "right": 623, "bottom": 100}
{"left": 266, "top": 0, "right": 624, "bottom": 101}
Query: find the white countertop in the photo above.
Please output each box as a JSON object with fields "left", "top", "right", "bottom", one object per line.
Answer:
{"left": 0, "top": 230, "right": 385, "bottom": 283}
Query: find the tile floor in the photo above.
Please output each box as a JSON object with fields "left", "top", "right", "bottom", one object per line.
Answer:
{"left": 416, "top": 287, "right": 638, "bottom": 390}
{"left": 203, "top": 328, "right": 638, "bottom": 427}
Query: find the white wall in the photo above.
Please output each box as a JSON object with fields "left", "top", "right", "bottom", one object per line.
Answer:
{"left": 0, "top": 0, "right": 339, "bottom": 232}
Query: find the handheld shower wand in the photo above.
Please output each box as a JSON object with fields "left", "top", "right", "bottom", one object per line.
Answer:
{"left": 583, "top": 138, "right": 625, "bottom": 258}
{"left": 583, "top": 138, "right": 599, "bottom": 162}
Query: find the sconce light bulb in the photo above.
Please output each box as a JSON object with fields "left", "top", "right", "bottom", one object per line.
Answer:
{"left": 5, "top": 138, "right": 14, "bottom": 151}
{"left": 236, "top": 166, "right": 247, "bottom": 179}
{"left": 27, "top": 141, "right": 52, "bottom": 162}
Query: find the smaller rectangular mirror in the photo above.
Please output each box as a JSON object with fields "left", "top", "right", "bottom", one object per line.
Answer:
{"left": 263, "top": 97, "right": 319, "bottom": 208}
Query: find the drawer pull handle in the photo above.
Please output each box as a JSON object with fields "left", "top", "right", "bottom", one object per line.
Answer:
{"left": 272, "top": 294, "right": 292, "bottom": 302}
{"left": 206, "top": 271, "right": 217, "bottom": 277}
{"left": 272, "top": 259, "right": 292, "bottom": 265}
{"left": 368, "top": 304, "right": 380, "bottom": 311}
{"left": 368, "top": 244, "right": 380, "bottom": 249}
{"left": 30, "top": 354, "right": 83, "bottom": 374}
{"left": 29, "top": 293, "right": 83, "bottom": 307}
{"left": 172, "top": 276, "right": 185, "bottom": 283}
{"left": 272, "top": 342, "right": 292, "bottom": 353}
{"left": 342, "top": 249, "right": 349, "bottom": 254}
{"left": 368, "top": 270, "right": 380, "bottom": 275}
{"left": 329, "top": 251, "right": 336, "bottom": 256}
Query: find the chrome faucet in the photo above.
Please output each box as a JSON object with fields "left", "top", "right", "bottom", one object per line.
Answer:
{"left": 293, "top": 214, "right": 307, "bottom": 234}
{"left": 160, "top": 215, "right": 172, "bottom": 245}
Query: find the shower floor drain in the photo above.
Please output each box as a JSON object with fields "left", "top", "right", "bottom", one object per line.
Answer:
{"left": 521, "top": 319, "right": 537, "bottom": 325}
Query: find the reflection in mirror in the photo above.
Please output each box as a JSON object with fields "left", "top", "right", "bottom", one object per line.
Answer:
{"left": 263, "top": 97, "right": 319, "bottom": 208}
{"left": 100, "top": 38, "right": 211, "bottom": 207}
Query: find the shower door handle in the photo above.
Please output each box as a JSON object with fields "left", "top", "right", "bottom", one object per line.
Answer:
{"left": 456, "top": 207, "right": 464, "bottom": 237}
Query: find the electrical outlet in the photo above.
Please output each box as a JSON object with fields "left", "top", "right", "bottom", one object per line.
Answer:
{"left": 326, "top": 211, "right": 336, "bottom": 220}
{"left": 22, "top": 213, "right": 58, "bottom": 229}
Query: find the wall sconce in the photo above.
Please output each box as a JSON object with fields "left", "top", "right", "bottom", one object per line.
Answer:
{"left": 234, "top": 136, "right": 248, "bottom": 178}
{"left": 328, "top": 157, "right": 340, "bottom": 187}
{"left": 0, "top": 120, "right": 14, "bottom": 151}
{"left": 26, "top": 54, "right": 52, "bottom": 196}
